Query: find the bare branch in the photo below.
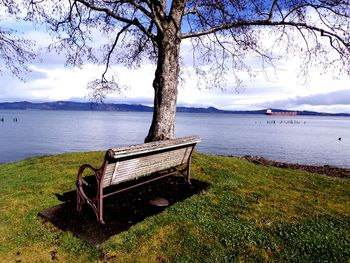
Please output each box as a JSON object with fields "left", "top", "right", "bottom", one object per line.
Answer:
{"left": 268, "top": 0, "right": 278, "bottom": 21}
{"left": 101, "top": 23, "right": 132, "bottom": 82}
{"left": 74, "top": 0, "right": 156, "bottom": 41}
{"left": 182, "top": 19, "right": 349, "bottom": 54}
{"left": 0, "top": 1, "right": 37, "bottom": 78}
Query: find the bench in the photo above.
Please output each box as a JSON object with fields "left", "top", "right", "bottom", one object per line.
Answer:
{"left": 76, "top": 136, "right": 201, "bottom": 224}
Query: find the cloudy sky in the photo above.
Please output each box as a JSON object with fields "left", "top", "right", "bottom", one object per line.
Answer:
{"left": 1, "top": 12, "right": 350, "bottom": 113}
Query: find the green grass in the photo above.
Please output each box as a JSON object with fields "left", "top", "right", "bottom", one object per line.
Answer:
{"left": 0, "top": 152, "right": 349, "bottom": 262}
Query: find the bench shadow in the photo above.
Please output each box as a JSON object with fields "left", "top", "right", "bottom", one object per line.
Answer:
{"left": 38, "top": 175, "right": 209, "bottom": 247}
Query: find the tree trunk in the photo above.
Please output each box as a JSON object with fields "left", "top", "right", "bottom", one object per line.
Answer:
{"left": 145, "top": 28, "right": 181, "bottom": 142}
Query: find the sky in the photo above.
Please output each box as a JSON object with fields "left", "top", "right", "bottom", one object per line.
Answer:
{"left": 0, "top": 10, "right": 350, "bottom": 113}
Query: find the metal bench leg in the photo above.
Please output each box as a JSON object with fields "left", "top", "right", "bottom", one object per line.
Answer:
{"left": 98, "top": 192, "right": 105, "bottom": 224}
{"left": 186, "top": 163, "right": 192, "bottom": 184}
{"left": 183, "top": 159, "right": 192, "bottom": 185}
{"left": 76, "top": 178, "right": 105, "bottom": 224}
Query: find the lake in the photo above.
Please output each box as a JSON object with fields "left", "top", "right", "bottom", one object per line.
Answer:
{"left": 0, "top": 110, "right": 349, "bottom": 168}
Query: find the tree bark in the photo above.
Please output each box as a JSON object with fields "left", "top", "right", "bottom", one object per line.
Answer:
{"left": 145, "top": 26, "right": 181, "bottom": 142}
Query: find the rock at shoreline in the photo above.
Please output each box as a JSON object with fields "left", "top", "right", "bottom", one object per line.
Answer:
{"left": 239, "top": 155, "right": 350, "bottom": 179}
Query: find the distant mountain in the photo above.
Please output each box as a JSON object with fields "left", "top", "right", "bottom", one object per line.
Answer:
{"left": 0, "top": 101, "right": 349, "bottom": 116}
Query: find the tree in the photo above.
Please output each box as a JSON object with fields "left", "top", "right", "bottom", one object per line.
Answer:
{"left": 0, "top": 1, "right": 36, "bottom": 78}
{"left": 29, "top": 0, "right": 350, "bottom": 142}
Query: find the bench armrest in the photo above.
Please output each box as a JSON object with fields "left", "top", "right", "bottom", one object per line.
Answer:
{"left": 78, "top": 163, "right": 99, "bottom": 174}
{"left": 76, "top": 163, "right": 102, "bottom": 186}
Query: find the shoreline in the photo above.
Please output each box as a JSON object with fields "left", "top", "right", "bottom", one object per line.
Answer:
{"left": 236, "top": 155, "right": 350, "bottom": 179}
{"left": 1, "top": 153, "right": 350, "bottom": 179}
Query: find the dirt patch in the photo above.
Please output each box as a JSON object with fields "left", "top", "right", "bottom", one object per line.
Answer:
{"left": 38, "top": 175, "right": 209, "bottom": 247}
{"left": 239, "top": 155, "right": 350, "bottom": 179}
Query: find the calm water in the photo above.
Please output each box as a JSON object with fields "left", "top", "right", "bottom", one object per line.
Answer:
{"left": 0, "top": 110, "right": 349, "bottom": 168}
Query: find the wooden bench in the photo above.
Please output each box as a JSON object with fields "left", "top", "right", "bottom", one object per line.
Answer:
{"left": 76, "top": 136, "right": 201, "bottom": 224}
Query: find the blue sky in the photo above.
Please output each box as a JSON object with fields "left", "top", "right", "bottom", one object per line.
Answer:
{"left": 1, "top": 8, "right": 350, "bottom": 113}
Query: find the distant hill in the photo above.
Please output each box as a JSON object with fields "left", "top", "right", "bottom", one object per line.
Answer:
{"left": 0, "top": 101, "right": 349, "bottom": 116}
{"left": 0, "top": 101, "right": 152, "bottom": 112}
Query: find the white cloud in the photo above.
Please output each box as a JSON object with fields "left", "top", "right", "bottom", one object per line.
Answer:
{"left": 1, "top": 52, "right": 349, "bottom": 113}
{"left": 0, "top": 63, "right": 156, "bottom": 102}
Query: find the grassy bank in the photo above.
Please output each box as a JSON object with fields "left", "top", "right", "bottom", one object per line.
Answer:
{"left": 0, "top": 152, "right": 349, "bottom": 262}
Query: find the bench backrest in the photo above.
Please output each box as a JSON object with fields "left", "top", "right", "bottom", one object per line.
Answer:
{"left": 101, "top": 136, "right": 201, "bottom": 188}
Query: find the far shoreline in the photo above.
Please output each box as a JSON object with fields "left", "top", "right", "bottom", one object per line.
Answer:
{"left": 234, "top": 155, "right": 350, "bottom": 179}
{"left": 1, "top": 101, "right": 350, "bottom": 116}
